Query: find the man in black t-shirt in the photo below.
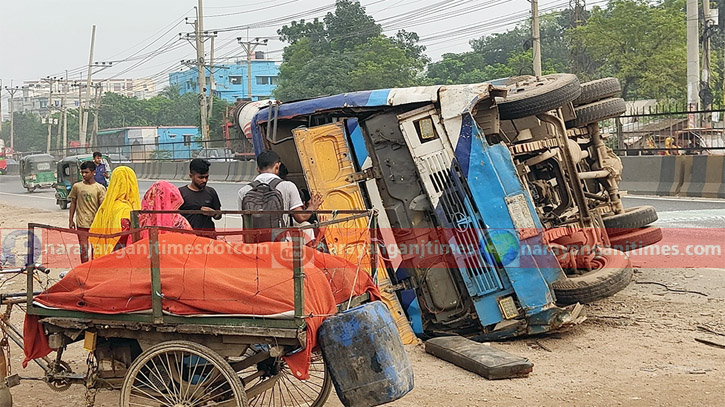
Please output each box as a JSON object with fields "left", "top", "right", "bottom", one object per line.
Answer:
{"left": 179, "top": 158, "right": 222, "bottom": 233}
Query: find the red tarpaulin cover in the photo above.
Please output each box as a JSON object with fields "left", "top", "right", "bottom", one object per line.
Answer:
{"left": 24, "top": 233, "right": 380, "bottom": 379}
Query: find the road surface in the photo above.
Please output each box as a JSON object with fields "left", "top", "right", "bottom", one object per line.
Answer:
{"left": 1, "top": 174, "right": 723, "bottom": 229}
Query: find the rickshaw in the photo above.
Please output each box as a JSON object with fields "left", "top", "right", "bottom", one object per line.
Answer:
{"left": 0, "top": 209, "right": 392, "bottom": 407}
{"left": 19, "top": 154, "right": 56, "bottom": 193}
{"left": 55, "top": 154, "right": 111, "bottom": 209}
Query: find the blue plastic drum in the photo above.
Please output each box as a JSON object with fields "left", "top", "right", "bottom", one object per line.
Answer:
{"left": 318, "top": 301, "right": 414, "bottom": 407}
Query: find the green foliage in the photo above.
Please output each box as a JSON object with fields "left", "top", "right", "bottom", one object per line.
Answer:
{"left": 274, "top": 0, "right": 428, "bottom": 101}
{"left": 569, "top": 0, "right": 687, "bottom": 100}
{"left": 98, "top": 91, "right": 229, "bottom": 140}
{"left": 0, "top": 112, "right": 47, "bottom": 152}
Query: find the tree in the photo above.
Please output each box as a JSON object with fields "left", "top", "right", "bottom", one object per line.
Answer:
{"left": 569, "top": 0, "right": 687, "bottom": 100}
{"left": 428, "top": 11, "right": 573, "bottom": 85}
{"left": 274, "top": 0, "right": 428, "bottom": 101}
{"left": 0, "top": 112, "right": 47, "bottom": 152}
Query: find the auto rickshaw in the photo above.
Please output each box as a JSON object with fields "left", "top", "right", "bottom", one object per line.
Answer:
{"left": 19, "top": 153, "right": 56, "bottom": 192}
{"left": 55, "top": 154, "right": 111, "bottom": 209}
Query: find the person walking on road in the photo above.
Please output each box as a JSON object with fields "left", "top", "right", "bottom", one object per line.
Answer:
{"left": 238, "top": 150, "right": 322, "bottom": 242}
{"left": 92, "top": 151, "right": 109, "bottom": 188}
{"left": 68, "top": 161, "right": 106, "bottom": 263}
{"left": 179, "top": 158, "right": 222, "bottom": 236}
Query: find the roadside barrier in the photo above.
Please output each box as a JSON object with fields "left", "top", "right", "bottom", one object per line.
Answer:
{"left": 620, "top": 155, "right": 725, "bottom": 198}
{"left": 209, "top": 161, "right": 230, "bottom": 183}
{"left": 158, "top": 162, "right": 177, "bottom": 180}
{"left": 226, "top": 160, "right": 257, "bottom": 182}
{"left": 6, "top": 164, "right": 19, "bottom": 175}
{"left": 679, "top": 155, "right": 725, "bottom": 198}
{"left": 175, "top": 162, "right": 190, "bottom": 181}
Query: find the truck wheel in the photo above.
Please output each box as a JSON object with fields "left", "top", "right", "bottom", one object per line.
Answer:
{"left": 603, "top": 205, "right": 658, "bottom": 236}
{"left": 497, "top": 74, "right": 581, "bottom": 120}
{"left": 573, "top": 77, "right": 621, "bottom": 106}
{"left": 552, "top": 248, "right": 633, "bottom": 305}
{"left": 565, "top": 97, "right": 626, "bottom": 128}
{"left": 609, "top": 226, "right": 663, "bottom": 252}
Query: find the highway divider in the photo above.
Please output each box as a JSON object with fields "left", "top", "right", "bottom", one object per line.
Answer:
{"left": 620, "top": 155, "right": 724, "bottom": 198}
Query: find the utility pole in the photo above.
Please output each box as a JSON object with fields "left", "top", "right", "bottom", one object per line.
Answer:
{"left": 701, "top": 0, "right": 716, "bottom": 126}
{"left": 91, "top": 83, "right": 102, "bottom": 148}
{"left": 42, "top": 76, "right": 58, "bottom": 154}
{"left": 81, "top": 25, "right": 97, "bottom": 149}
{"left": 686, "top": 0, "right": 700, "bottom": 128}
{"left": 207, "top": 35, "right": 215, "bottom": 121}
{"left": 196, "top": 1, "right": 209, "bottom": 141}
{"left": 56, "top": 73, "right": 67, "bottom": 151}
{"left": 4, "top": 85, "right": 20, "bottom": 150}
{"left": 0, "top": 79, "right": 3, "bottom": 134}
{"left": 77, "top": 75, "right": 84, "bottom": 144}
{"left": 63, "top": 72, "right": 68, "bottom": 156}
{"left": 180, "top": 2, "right": 216, "bottom": 141}
{"left": 237, "top": 37, "right": 268, "bottom": 100}
{"left": 531, "top": 0, "right": 542, "bottom": 77}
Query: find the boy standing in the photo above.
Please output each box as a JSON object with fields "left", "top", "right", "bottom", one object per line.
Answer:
{"left": 92, "top": 152, "right": 109, "bottom": 188}
{"left": 69, "top": 161, "right": 106, "bottom": 263}
{"left": 179, "top": 158, "right": 222, "bottom": 235}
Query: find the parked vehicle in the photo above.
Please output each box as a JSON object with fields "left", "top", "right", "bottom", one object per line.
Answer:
{"left": 55, "top": 154, "right": 111, "bottom": 209}
{"left": 244, "top": 85, "right": 587, "bottom": 340}
{"left": 19, "top": 153, "right": 56, "bottom": 192}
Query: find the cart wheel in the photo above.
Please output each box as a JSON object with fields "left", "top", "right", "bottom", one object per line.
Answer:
{"left": 46, "top": 360, "right": 73, "bottom": 392}
{"left": 120, "top": 340, "right": 248, "bottom": 407}
{"left": 241, "top": 349, "right": 332, "bottom": 407}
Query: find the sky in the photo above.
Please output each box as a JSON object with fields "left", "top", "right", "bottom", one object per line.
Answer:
{"left": 0, "top": 0, "right": 575, "bottom": 92}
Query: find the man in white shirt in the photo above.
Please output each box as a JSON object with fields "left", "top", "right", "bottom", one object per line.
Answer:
{"left": 238, "top": 149, "right": 322, "bottom": 231}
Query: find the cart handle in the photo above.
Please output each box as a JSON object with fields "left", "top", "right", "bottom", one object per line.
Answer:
{"left": 0, "top": 263, "right": 50, "bottom": 275}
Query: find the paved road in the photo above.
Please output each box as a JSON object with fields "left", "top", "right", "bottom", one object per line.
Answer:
{"left": 1, "top": 175, "right": 723, "bottom": 229}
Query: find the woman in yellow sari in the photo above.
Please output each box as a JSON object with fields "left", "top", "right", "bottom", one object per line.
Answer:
{"left": 89, "top": 166, "right": 141, "bottom": 258}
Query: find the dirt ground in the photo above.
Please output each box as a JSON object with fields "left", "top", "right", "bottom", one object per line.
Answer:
{"left": 0, "top": 201, "right": 723, "bottom": 406}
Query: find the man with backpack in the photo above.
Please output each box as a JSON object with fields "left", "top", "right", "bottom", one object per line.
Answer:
{"left": 238, "top": 150, "right": 322, "bottom": 242}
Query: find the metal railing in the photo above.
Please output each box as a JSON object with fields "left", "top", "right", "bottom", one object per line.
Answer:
{"left": 609, "top": 107, "right": 725, "bottom": 156}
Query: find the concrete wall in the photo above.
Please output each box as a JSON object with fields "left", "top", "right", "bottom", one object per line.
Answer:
{"left": 620, "top": 155, "right": 725, "bottom": 198}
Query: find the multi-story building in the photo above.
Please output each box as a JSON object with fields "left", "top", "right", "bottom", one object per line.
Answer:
{"left": 6, "top": 78, "right": 158, "bottom": 118}
{"left": 169, "top": 54, "right": 280, "bottom": 102}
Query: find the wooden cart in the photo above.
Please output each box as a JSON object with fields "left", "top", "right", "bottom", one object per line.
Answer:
{"left": 0, "top": 209, "right": 377, "bottom": 407}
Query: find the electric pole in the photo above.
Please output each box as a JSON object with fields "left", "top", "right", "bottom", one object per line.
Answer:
{"left": 237, "top": 37, "right": 268, "bottom": 100}
{"left": 208, "top": 35, "right": 215, "bottom": 121}
{"left": 56, "top": 73, "right": 67, "bottom": 151}
{"left": 81, "top": 25, "right": 97, "bottom": 149}
{"left": 42, "top": 76, "right": 58, "bottom": 154}
{"left": 91, "top": 83, "right": 102, "bottom": 148}
{"left": 63, "top": 71, "right": 69, "bottom": 156}
{"left": 180, "top": 2, "right": 216, "bottom": 141}
{"left": 4, "top": 85, "right": 20, "bottom": 150}
{"left": 686, "top": 0, "right": 700, "bottom": 127}
{"left": 701, "top": 0, "right": 716, "bottom": 125}
{"left": 531, "top": 0, "right": 542, "bottom": 77}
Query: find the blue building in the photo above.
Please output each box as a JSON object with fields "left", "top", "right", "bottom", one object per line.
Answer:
{"left": 169, "top": 58, "right": 280, "bottom": 102}
{"left": 97, "top": 126, "right": 202, "bottom": 161}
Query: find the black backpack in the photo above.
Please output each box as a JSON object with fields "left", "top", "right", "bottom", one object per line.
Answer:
{"left": 241, "top": 179, "right": 284, "bottom": 242}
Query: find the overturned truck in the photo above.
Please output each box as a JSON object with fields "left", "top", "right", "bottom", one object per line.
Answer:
{"left": 236, "top": 74, "right": 660, "bottom": 339}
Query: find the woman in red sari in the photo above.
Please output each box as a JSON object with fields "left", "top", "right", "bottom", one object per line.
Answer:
{"left": 137, "top": 181, "right": 192, "bottom": 238}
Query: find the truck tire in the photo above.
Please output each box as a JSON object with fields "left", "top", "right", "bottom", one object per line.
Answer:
{"left": 565, "top": 97, "right": 627, "bottom": 128}
{"left": 603, "top": 205, "right": 658, "bottom": 236}
{"left": 552, "top": 248, "right": 633, "bottom": 304}
{"left": 573, "top": 77, "right": 621, "bottom": 106}
{"left": 497, "top": 74, "right": 581, "bottom": 120}
{"left": 609, "top": 226, "right": 663, "bottom": 252}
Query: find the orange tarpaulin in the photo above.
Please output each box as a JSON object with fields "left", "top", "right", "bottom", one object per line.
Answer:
{"left": 24, "top": 233, "right": 380, "bottom": 379}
